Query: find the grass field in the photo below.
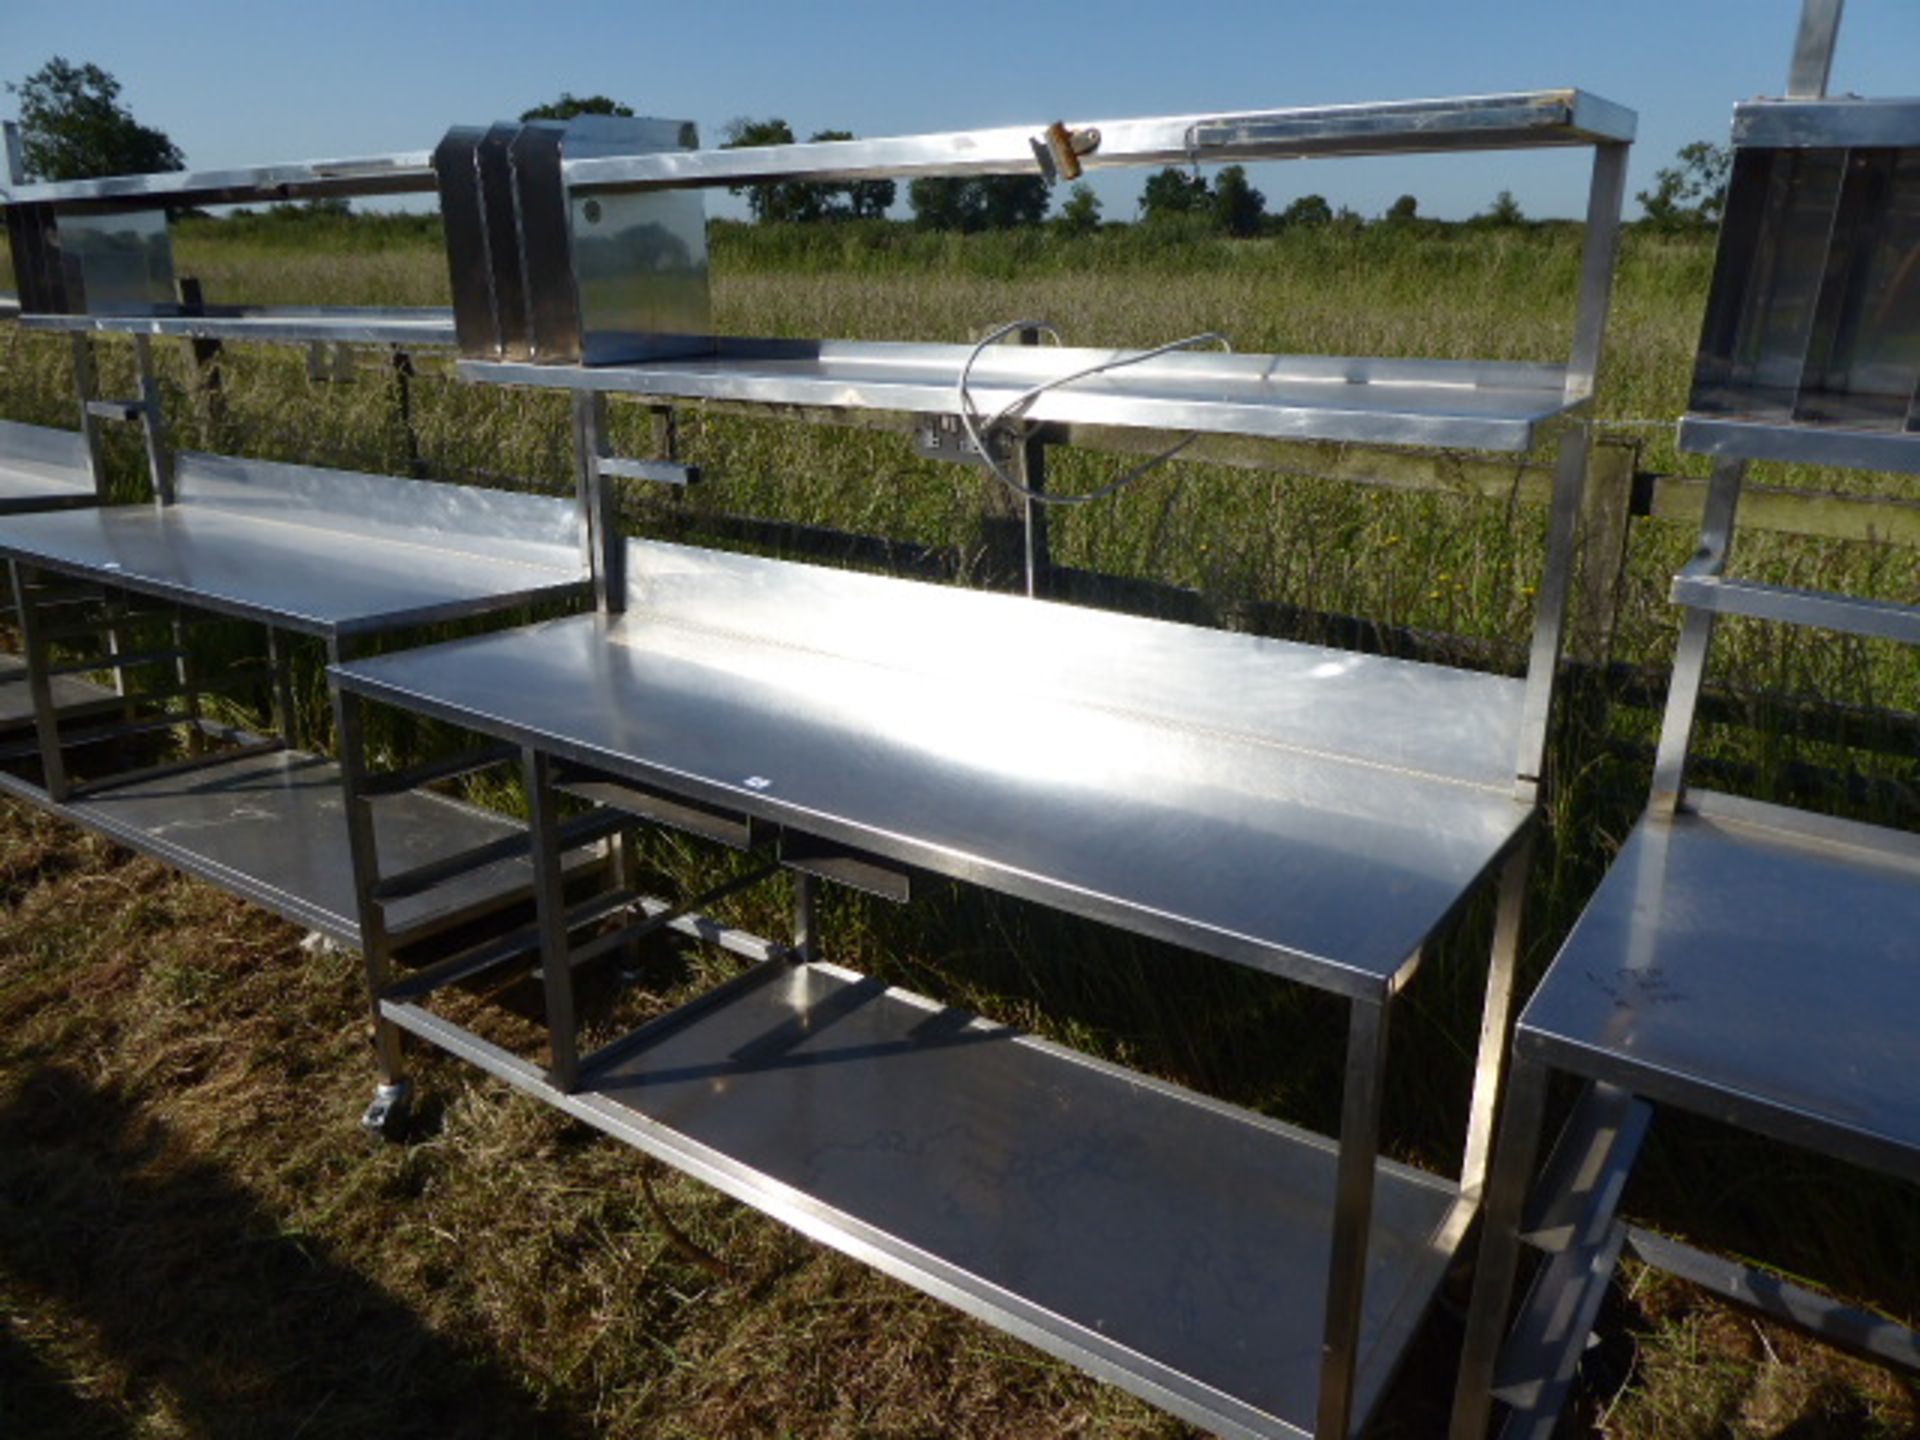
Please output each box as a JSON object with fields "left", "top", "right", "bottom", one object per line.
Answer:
{"left": 1, "top": 219, "right": 1917, "bottom": 1438}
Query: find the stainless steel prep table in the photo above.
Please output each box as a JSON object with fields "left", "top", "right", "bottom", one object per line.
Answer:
{"left": 0, "top": 449, "right": 594, "bottom": 949}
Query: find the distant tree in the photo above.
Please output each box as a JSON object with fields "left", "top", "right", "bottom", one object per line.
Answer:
{"left": 1056, "top": 181, "right": 1102, "bottom": 236}
{"left": 808, "top": 129, "right": 895, "bottom": 220}
{"left": 1385, "top": 194, "right": 1419, "bottom": 224}
{"left": 519, "top": 93, "right": 634, "bottom": 122}
{"left": 723, "top": 118, "right": 893, "bottom": 222}
{"left": 908, "top": 173, "right": 1047, "bottom": 231}
{"left": 1209, "top": 165, "right": 1266, "bottom": 237}
{"left": 1474, "top": 189, "right": 1527, "bottom": 227}
{"left": 1279, "top": 193, "right": 1333, "bottom": 228}
{"left": 1637, "top": 140, "right": 1732, "bottom": 232}
{"left": 1140, "top": 166, "right": 1209, "bottom": 221}
{"left": 8, "top": 56, "right": 183, "bottom": 181}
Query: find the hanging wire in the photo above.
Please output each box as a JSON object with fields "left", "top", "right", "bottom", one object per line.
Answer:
{"left": 955, "top": 318, "right": 1233, "bottom": 507}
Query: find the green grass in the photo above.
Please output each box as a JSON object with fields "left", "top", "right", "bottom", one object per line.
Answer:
{"left": 1, "top": 220, "right": 1916, "bottom": 1438}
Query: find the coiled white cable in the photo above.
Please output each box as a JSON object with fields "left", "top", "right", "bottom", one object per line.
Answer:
{"left": 954, "top": 319, "right": 1232, "bottom": 507}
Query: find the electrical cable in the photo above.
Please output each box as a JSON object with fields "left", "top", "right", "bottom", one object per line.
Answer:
{"left": 955, "top": 318, "right": 1232, "bottom": 507}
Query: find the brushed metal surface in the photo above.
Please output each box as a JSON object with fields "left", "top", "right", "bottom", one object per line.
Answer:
{"left": 0, "top": 452, "right": 587, "bottom": 636}
{"left": 1734, "top": 97, "right": 1920, "bottom": 149}
{"left": 336, "top": 540, "right": 1535, "bottom": 994}
{"left": 21, "top": 307, "right": 457, "bottom": 346}
{"left": 0, "top": 418, "right": 95, "bottom": 507}
{"left": 397, "top": 958, "right": 1467, "bottom": 1440}
{"left": 560, "top": 90, "right": 1634, "bottom": 193}
{"left": 42, "top": 746, "right": 545, "bottom": 944}
{"left": 50, "top": 209, "right": 175, "bottom": 315}
{"left": 1519, "top": 796, "right": 1920, "bottom": 1182}
{"left": 464, "top": 344, "right": 1579, "bottom": 452}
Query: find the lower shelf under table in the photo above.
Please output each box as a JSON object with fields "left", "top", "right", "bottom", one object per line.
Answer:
{"left": 0, "top": 746, "right": 550, "bottom": 946}
{"left": 0, "top": 651, "right": 123, "bottom": 730}
{"left": 388, "top": 957, "right": 1472, "bottom": 1440}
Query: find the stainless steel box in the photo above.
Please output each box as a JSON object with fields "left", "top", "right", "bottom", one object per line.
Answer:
{"left": 435, "top": 115, "right": 710, "bottom": 365}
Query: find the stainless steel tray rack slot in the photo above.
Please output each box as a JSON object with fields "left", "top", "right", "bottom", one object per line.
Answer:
{"left": 1453, "top": 8, "right": 1920, "bottom": 1435}
{"left": 329, "top": 87, "right": 1634, "bottom": 1439}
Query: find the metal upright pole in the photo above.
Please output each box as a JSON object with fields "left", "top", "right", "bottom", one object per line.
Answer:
{"left": 525, "top": 747, "right": 582, "bottom": 1091}
{"left": 330, "top": 642, "right": 411, "bottom": 1135}
{"left": 1787, "top": 0, "right": 1844, "bottom": 98}
{"left": 11, "top": 562, "right": 69, "bottom": 801}
{"left": 1648, "top": 457, "right": 1747, "bottom": 816}
{"left": 1315, "top": 993, "right": 1391, "bottom": 1439}
{"left": 1512, "top": 141, "right": 1628, "bottom": 799}
{"left": 1449, "top": 1055, "right": 1552, "bottom": 1440}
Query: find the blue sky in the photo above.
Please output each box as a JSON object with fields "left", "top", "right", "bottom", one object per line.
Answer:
{"left": 4, "top": 0, "right": 1917, "bottom": 221}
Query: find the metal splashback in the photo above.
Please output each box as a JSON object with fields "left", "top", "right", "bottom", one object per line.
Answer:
{"left": 1683, "top": 97, "right": 1920, "bottom": 469}
{"left": 435, "top": 114, "right": 708, "bottom": 365}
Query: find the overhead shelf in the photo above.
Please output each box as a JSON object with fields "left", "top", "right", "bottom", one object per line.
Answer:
{"left": 559, "top": 89, "right": 1634, "bottom": 193}
{"left": 387, "top": 956, "right": 1473, "bottom": 1440}
{"left": 463, "top": 344, "right": 1584, "bottom": 453}
{"left": 335, "top": 539, "right": 1536, "bottom": 996}
{"left": 23, "top": 307, "right": 458, "bottom": 348}
{"left": 1678, "top": 414, "right": 1920, "bottom": 476}
{"left": 4, "top": 151, "right": 436, "bottom": 209}
{"left": 0, "top": 451, "right": 588, "bottom": 637}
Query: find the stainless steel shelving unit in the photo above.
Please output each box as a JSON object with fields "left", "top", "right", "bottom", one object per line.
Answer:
{"left": 0, "top": 449, "right": 596, "bottom": 948}
{"left": 325, "top": 89, "right": 1634, "bottom": 1439}
{"left": 1452, "top": 8, "right": 1920, "bottom": 1435}
{"left": 0, "top": 127, "right": 676, "bottom": 965}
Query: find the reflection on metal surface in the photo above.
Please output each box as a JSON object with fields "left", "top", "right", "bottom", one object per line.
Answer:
{"left": 0, "top": 452, "right": 588, "bottom": 637}
{"left": 1521, "top": 796, "right": 1920, "bottom": 1182}
{"left": 466, "top": 345, "right": 1581, "bottom": 451}
{"left": 51, "top": 208, "right": 175, "bottom": 315}
{"left": 0, "top": 419, "right": 96, "bottom": 506}
{"left": 560, "top": 90, "right": 1635, "bottom": 193}
{"left": 334, "top": 539, "right": 1535, "bottom": 992}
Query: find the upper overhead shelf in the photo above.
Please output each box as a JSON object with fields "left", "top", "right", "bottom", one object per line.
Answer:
{"left": 2, "top": 151, "right": 436, "bottom": 209}
{"left": 558, "top": 90, "right": 1635, "bottom": 194}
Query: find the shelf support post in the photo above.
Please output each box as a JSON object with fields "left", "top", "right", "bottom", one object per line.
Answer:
{"left": 1449, "top": 1054, "right": 1551, "bottom": 1440}
{"left": 1649, "top": 456, "right": 1747, "bottom": 816}
{"left": 11, "top": 562, "right": 70, "bottom": 802}
{"left": 571, "top": 389, "right": 625, "bottom": 615}
{"left": 132, "top": 334, "right": 174, "bottom": 505}
{"left": 1316, "top": 992, "right": 1391, "bottom": 1439}
{"left": 792, "top": 871, "right": 818, "bottom": 964}
{"left": 1514, "top": 138, "right": 1629, "bottom": 799}
{"left": 1461, "top": 833, "right": 1536, "bottom": 1200}
{"left": 1787, "top": 0, "right": 1844, "bottom": 98}
{"left": 526, "top": 746, "right": 583, "bottom": 1090}
{"left": 329, "top": 641, "right": 411, "bottom": 1134}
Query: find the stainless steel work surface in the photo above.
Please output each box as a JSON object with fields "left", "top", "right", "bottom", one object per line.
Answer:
{"left": 0, "top": 451, "right": 587, "bottom": 635}
{"left": 1520, "top": 797, "right": 1920, "bottom": 1181}
{"left": 56, "top": 747, "right": 543, "bottom": 944}
{"left": 22, "top": 307, "right": 457, "bottom": 348}
{"left": 549, "top": 959, "right": 1467, "bottom": 1439}
{"left": 337, "top": 542, "right": 1535, "bottom": 993}
{"left": 464, "top": 344, "right": 1580, "bottom": 452}
{"left": 0, "top": 418, "right": 96, "bottom": 510}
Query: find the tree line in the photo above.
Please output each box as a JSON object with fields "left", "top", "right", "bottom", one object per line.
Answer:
{"left": 6, "top": 60, "right": 1733, "bottom": 237}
